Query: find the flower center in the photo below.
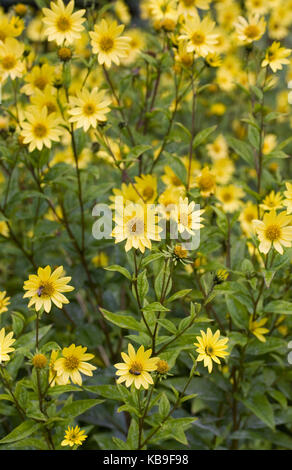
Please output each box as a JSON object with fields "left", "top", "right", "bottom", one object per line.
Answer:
{"left": 33, "top": 123, "right": 48, "bottom": 138}
{"left": 37, "top": 281, "right": 54, "bottom": 297}
{"left": 191, "top": 31, "right": 205, "bottom": 46}
{"left": 127, "top": 216, "right": 144, "bottom": 235}
{"left": 206, "top": 346, "right": 214, "bottom": 355}
{"left": 129, "top": 361, "right": 143, "bottom": 375}
{"left": 198, "top": 175, "right": 215, "bottom": 191}
{"left": 265, "top": 224, "right": 281, "bottom": 241}
{"left": 99, "top": 36, "right": 114, "bottom": 52}
{"left": 56, "top": 15, "right": 71, "bottom": 32}
{"left": 2, "top": 55, "right": 16, "bottom": 70}
{"left": 244, "top": 25, "right": 260, "bottom": 39}
{"left": 142, "top": 187, "right": 154, "bottom": 201}
{"left": 221, "top": 192, "right": 233, "bottom": 202}
{"left": 64, "top": 355, "right": 80, "bottom": 371}
{"left": 46, "top": 102, "right": 57, "bottom": 114}
{"left": 83, "top": 102, "right": 96, "bottom": 116}
{"left": 34, "top": 76, "right": 48, "bottom": 91}
{"left": 183, "top": 0, "right": 195, "bottom": 6}
{"left": 245, "top": 212, "right": 255, "bottom": 222}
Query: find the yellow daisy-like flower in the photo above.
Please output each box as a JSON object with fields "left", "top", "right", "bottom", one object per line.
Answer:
{"left": 20, "top": 107, "right": 63, "bottom": 152}
{"left": 207, "top": 134, "right": 229, "bottom": 161}
{"left": 179, "top": 12, "right": 218, "bottom": 58}
{"left": 122, "top": 28, "right": 145, "bottom": 66}
{"left": 49, "top": 350, "right": 67, "bottom": 387}
{"left": 212, "top": 158, "right": 234, "bottom": 185}
{"left": 239, "top": 201, "right": 258, "bottom": 236}
{"left": 30, "top": 86, "right": 59, "bottom": 115}
{"left": 68, "top": 88, "right": 111, "bottom": 132}
{"left": 260, "top": 190, "right": 283, "bottom": 212}
{"left": 112, "top": 202, "right": 162, "bottom": 253}
{"left": 262, "top": 134, "right": 277, "bottom": 155}
{"left": 0, "top": 37, "right": 25, "bottom": 82}
{"left": 195, "top": 166, "right": 216, "bottom": 197}
{"left": 253, "top": 210, "right": 292, "bottom": 255}
{"left": 23, "top": 265, "right": 74, "bottom": 313}
{"left": 114, "top": 344, "right": 159, "bottom": 390}
{"left": 174, "top": 196, "right": 205, "bottom": 235}
{"left": 216, "top": 184, "right": 245, "bottom": 213}
{"left": 234, "top": 14, "right": 266, "bottom": 44}
{"left": 194, "top": 328, "right": 229, "bottom": 373}
{"left": 262, "top": 42, "right": 291, "bottom": 73}
{"left": 0, "top": 12, "right": 24, "bottom": 42}
{"left": 0, "top": 328, "right": 15, "bottom": 364}
{"left": 162, "top": 165, "right": 185, "bottom": 189}
{"left": 158, "top": 187, "right": 186, "bottom": 220}
{"left": 42, "top": 0, "right": 86, "bottom": 46}
{"left": 0, "top": 291, "right": 10, "bottom": 315}
{"left": 134, "top": 174, "right": 157, "bottom": 204}
{"left": 89, "top": 18, "right": 130, "bottom": 68}
{"left": 249, "top": 317, "right": 269, "bottom": 343}
{"left": 21, "top": 63, "right": 55, "bottom": 96}
{"left": 178, "top": 0, "right": 211, "bottom": 17}
{"left": 54, "top": 344, "right": 96, "bottom": 386}
{"left": 283, "top": 182, "right": 292, "bottom": 214}
{"left": 61, "top": 425, "right": 87, "bottom": 447}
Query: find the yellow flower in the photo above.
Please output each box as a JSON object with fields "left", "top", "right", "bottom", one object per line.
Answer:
{"left": 114, "top": 344, "right": 159, "bottom": 389}
{"left": 262, "top": 42, "right": 291, "bottom": 73}
{"left": 115, "top": 0, "right": 131, "bottom": 25}
{"left": 0, "top": 37, "right": 25, "bottom": 82}
{"left": 253, "top": 210, "right": 292, "bottom": 254}
{"left": 42, "top": 0, "right": 86, "bottom": 45}
{"left": 194, "top": 328, "right": 229, "bottom": 373}
{"left": 134, "top": 174, "right": 157, "bottom": 204}
{"left": 112, "top": 202, "right": 162, "bottom": 253}
{"left": 30, "top": 86, "right": 59, "bottom": 115}
{"left": 195, "top": 166, "right": 216, "bottom": 197}
{"left": 212, "top": 158, "right": 235, "bottom": 185}
{"left": 89, "top": 18, "right": 130, "bottom": 68}
{"left": 20, "top": 107, "right": 63, "bottom": 152}
{"left": 162, "top": 165, "right": 185, "bottom": 189}
{"left": 216, "top": 184, "right": 245, "bottom": 213}
{"left": 234, "top": 14, "right": 266, "bottom": 44}
{"left": 0, "top": 12, "right": 24, "bottom": 42}
{"left": 92, "top": 252, "right": 109, "bottom": 268}
{"left": 0, "top": 291, "right": 10, "bottom": 315}
{"left": 158, "top": 187, "right": 185, "bottom": 220}
{"left": 61, "top": 425, "right": 87, "bottom": 447}
{"left": 23, "top": 265, "right": 74, "bottom": 313}
{"left": 239, "top": 201, "right": 258, "bottom": 235}
{"left": 283, "top": 182, "right": 292, "bottom": 214}
{"left": 0, "top": 328, "right": 15, "bottom": 364}
{"left": 174, "top": 196, "right": 205, "bottom": 235}
{"left": 68, "top": 87, "right": 111, "bottom": 131}
{"left": 49, "top": 350, "right": 66, "bottom": 387}
{"left": 122, "top": 28, "right": 145, "bottom": 65}
{"left": 178, "top": 0, "right": 211, "bottom": 17}
{"left": 21, "top": 63, "right": 55, "bottom": 96}
{"left": 179, "top": 12, "right": 218, "bottom": 58}
{"left": 54, "top": 344, "right": 96, "bottom": 386}
{"left": 260, "top": 190, "right": 283, "bottom": 212}
{"left": 249, "top": 317, "right": 269, "bottom": 342}
{"left": 262, "top": 134, "right": 277, "bottom": 155}
{"left": 32, "top": 353, "right": 48, "bottom": 369}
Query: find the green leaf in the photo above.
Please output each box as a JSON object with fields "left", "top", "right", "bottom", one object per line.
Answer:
{"left": 105, "top": 265, "right": 132, "bottom": 280}
{"left": 264, "top": 300, "right": 292, "bottom": 315}
{"left": 142, "top": 302, "right": 170, "bottom": 313}
{"left": 166, "top": 289, "right": 192, "bottom": 304}
{"left": 227, "top": 136, "right": 254, "bottom": 166}
{"left": 226, "top": 295, "right": 249, "bottom": 329}
{"left": 0, "top": 420, "right": 40, "bottom": 444}
{"left": 193, "top": 125, "right": 217, "bottom": 149}
{"left": 101, "top": 308, "right": 144, "bottom": 331}
{"left": 159, "top": 393, "right": 170, "bottom": 417}
{"left": 59, "top": 399, "right": 104, "bottom": 419}
{"left": 241, "top": 394, "right": 275, "bottom": 430}
{"left": 137, "top": 269, "right": 149, "bottom": 301}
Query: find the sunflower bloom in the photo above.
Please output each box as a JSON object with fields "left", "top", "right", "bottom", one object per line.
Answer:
{"left": 0, "top": 291, "right": 10, "bottom": 315}
{"left": 42, "top": 0, "right": 86, "bottom": 45}
{"left": 179, "top": 12, "right": 218, "bottom": 58}
{"left": 61, "top": 425, "right": 87, "bottom": 447}
{"left": 252, "top": 210, "right": 292, "bottom": 255}
{"left": 0, "top": 37, "right": 25, "bottom": 82}
{"left": 114, "top": 344, "right": 159, "bottom": 390}
{"left": 89, "top": 18, "right": 130, "bottom": 68}
{"left": 249, "top": 317, "right": 269, "bottom": 343}
{"left": 20, "top": 107, "right": 63, "bottom": 152}
{"left": 0, "top": 328, "right": 15, "bottom": 364}
{"left": 68, "top": 87, "right": 111, "bottom": 131}
{"left": 112, "top": 202, "right": 162, "bottom": 253}
{"left": 234, "top": 14, "right": 266, "bottom": 44}
{"left": 54, "top": 344, "right": 96, "bottom": 386}
{"left": 174, "top": 197, "right": 205, "bottom": 235}
{"left": 262, "top": 42, "right": 291, "bottom": 73}
{"left": 23, "top": 265, "right": 74, "bottom": 313}
{"left": 194, "top": 328, "right": 229, "bottom": 373}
